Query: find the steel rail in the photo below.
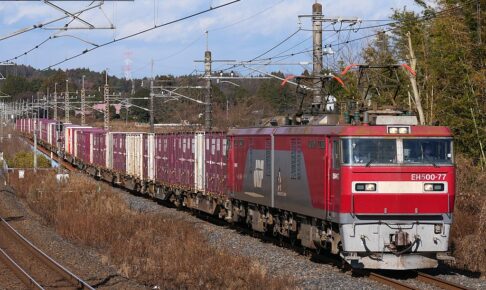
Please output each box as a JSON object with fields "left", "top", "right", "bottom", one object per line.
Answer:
{"left": 368, "top": 272, "right": 418, "bottom": 290}
{"left": 0, "top": 217, "right": 94, "bottom": 290}
{"left": 0, "top": 246, "right": 44, "bottom": 289}
{"left": 416, "top": 271, "right": 471, "bottom": 290}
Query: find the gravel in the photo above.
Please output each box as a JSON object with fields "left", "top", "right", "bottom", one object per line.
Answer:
{"left": 117, "top": 187, "right": 486, "bottom": 290}
{"left": 118, "top": 189, "right": 388, "bottom": 289}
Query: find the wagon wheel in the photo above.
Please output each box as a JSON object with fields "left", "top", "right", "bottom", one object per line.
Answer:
{"left": 289, "top": 232, "right": 298, "bottom": 247}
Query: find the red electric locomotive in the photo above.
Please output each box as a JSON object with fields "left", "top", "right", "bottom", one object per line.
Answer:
{"left": 226, "top": 115, "right": 455, "bottom": 269}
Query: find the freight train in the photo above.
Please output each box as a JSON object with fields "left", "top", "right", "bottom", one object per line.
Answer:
{"left": 15, "top": 115, "right": 456, "bottom": 270}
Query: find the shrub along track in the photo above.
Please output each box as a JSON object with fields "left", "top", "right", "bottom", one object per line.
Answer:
{"left": 0, "top": 216, "right": 94, "bottom": 290}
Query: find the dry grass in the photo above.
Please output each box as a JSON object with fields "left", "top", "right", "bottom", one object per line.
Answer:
{"left": 450, "top": 155, "right": 486, "bottom": 276}
{"left": 8, "top": 172, "right": 294, "bottom": 289}
{"left": 0, "top": 130, "right": 51, "bottom": 168}
{"left": 0, "top": 131, "right": 31, "bottom": 160}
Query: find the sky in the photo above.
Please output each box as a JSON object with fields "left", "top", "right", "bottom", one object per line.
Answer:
{"left": 0, "top": 0, "right": 427, "bottom": 79}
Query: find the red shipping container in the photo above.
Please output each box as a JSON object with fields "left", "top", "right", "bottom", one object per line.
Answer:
{"left": 112, "top": 133, "right": 127, "bottom": 174}
{"left": 175, "top": 133, "right": 194, "bottom": 189}
{"left": 92, "top": 130, "right": 106, "bottom": 168}
{"left": 205, "top": 132, "right": 227, "bottom": 195}
{"left": 155, "top": 133, "right": 172, "bottom": 185}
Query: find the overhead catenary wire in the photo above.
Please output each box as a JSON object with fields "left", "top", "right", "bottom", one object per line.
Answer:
{"left": 133, "top": 0, "right": 288, "bottom": 77}
{"left": 1, "top": 1, "right": 109, "bottom": 63}
{"left": 0, "top": 0, "right": 105, "bottom": 42}
{"left": 209, "top": 0, "right": 285, "bottom": 32}
{"left": 43, "top": 0, "right": 241, "bottom": 70}
{"left": 218, "top": 1, "right": 474, "bottom": 75}
{"left": 248, "top": 28, "right": 302, "bottom": 62}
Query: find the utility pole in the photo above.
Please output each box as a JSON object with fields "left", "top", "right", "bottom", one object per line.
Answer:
{"left": 104, "top": 70, "right": 110, "bottom": 131}
{"left": 33, "top": 114, "right": 37, "bottom": 172}
{"left": 46, "top": 87, "right": 49, "bottom": 119}
{"left": 312, "top": 2, "right": 323, "bottom": 112}
{"left": 0, "top": 102, "right": 4, "bottom": 142}
{"left": 127, "top": 80, "right": 134, "bottom": 124}
{"left": 81, "top": 75, "right": 86, "bottom": 125}
{"left": 149, "top": 80, "right": 155, "bottom": 133}
{"left": 204, "top": 49, "right": 212, "bottom": 131}
{"left": 149, "top": 60, "right": 155, "bottom": 133}
{"left": 65, "top": 79, "right": 70, "bottom": 123}
{"left": 53, "top": 82, "right": 58, "bottom": 121}
{"left": 406, "top": 31, "right": 425, "bottom": 125}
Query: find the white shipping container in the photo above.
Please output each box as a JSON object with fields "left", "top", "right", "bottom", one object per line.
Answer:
{"left": 194, "top": 132, "right": 205, "bottom": 192}
{"left": 89, "top": 132, "right": 94, "bottom": 164}
{"left": 126, "top": 133, "right": 143, "bottom": 178}
{"left": 146, "top": 133, "right": 155, "bottom": 181}
{"left": 64, "top": 126, "right": 90, "bottom": 155}
{"left": 47, "top": 123, "right": 52, "bottom": 145}
{"left": 106, "top": 133, "right": 113, "bottom": 169}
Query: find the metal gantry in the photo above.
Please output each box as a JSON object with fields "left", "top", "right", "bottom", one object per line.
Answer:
{"left": 81, "top": 75, "right": 86, "bottom": 125}
{"left": 65, "top": 80, "right": 70, "bottom": 123}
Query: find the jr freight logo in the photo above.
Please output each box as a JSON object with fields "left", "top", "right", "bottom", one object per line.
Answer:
{"left": 253, "top": 160, "right": 264, "bottom": 188}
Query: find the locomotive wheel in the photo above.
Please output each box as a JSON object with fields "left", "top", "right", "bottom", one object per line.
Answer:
{"left": 289, "top": 232, "right": 298, "bottom": 247}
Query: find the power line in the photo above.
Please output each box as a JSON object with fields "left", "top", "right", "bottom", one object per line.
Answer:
{"left": 218, "top": 1, "right": 474, "bottom": 74}
{"left": 43, "top": 0, "right": 241, "bottom": 70}
{"left": 1, "top": 1, "right": 110, "bottom": 64}
{"left": 209, "top": 0, "right": 286, "bottom": 32}
{"left": 0, "top": 1, "right": 106, "bottom": 42}
{"left": 249, "top": 28, "right": 302, "bottom": 62}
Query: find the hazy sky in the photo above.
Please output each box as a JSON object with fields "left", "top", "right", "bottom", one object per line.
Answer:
{"left": 0, "top": 0, "right": 426, "bottom": 78}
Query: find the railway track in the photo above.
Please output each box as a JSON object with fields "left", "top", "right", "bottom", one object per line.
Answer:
{"left": 366, "top": 270, "right": 471, "bottom": 290}
{"left": 0, "top": 216, "right": 94, "bottom": 290}
{"left": 415, "top": 271, "right": 471, "bottom": 290}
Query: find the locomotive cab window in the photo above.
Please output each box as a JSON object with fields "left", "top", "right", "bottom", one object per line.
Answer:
{"left": 403, "top": 139, "right": 453, "bottom": 164}
{"left": 342, "top": 138, "right": 397, "bottom": 165}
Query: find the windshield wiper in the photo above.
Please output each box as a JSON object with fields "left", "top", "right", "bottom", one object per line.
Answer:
{"left": 424, "top": 157, "right": 439, "bottom": 168}
{"left": 365, "top": 159, "right": 374, "bottom": 167}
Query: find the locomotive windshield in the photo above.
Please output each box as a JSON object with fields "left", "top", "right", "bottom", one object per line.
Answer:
{"left": 342, "top": 138, "right": 397, "bottom": 165}
{"left": 403, "top": 139, "right": 453, "bottom": 164}
{"left": 342, "top": 138, "right": 453, "bottom": 165}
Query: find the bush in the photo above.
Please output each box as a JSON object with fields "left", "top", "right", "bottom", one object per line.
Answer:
{"left": 6, "top": 151, "right": 51, "bottom": 168}
{"left": 450, "top": 155, "right": 486, "bottom": 275}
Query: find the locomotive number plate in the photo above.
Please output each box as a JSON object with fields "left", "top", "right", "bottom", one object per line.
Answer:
{"left": 411, "top": 173, "right": 446, "bottom": 181}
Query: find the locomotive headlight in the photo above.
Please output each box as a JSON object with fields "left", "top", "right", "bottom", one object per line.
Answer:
{"left": 355, "top": 183, "right": 376, "bottom": 191}
{"left": 424, "top": 183, "right": 445, "bottom": 191}
{"left": 434, "top": 224, "right": 443, "bottom": 234}
{"left": 365, "top": 183, "right": 376, "bottom": 191}
{"left": 387, "top": 126, "right": 410, "bottom": 134}
{"left": 398, "top": 127, "right": 409, "bottom": 134}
